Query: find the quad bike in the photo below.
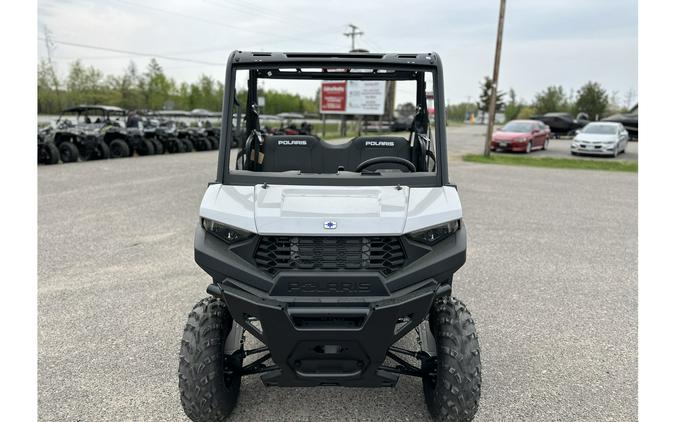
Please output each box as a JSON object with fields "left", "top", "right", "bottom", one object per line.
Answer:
{"left": 179, "top": 51, "right": 481, "bottom": 422}
{"left": 37, "top": 126, "right": 60, "bottom": 165}
{"left": 44, "top": 106, "right": 117, "bottom": 163}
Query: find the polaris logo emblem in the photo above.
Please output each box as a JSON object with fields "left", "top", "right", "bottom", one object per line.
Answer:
{"left": 278, "top": 140, "right": 307, "bottom": 146}
{"left": 365, "top": 141, "right": 394, "bottom": 147}
{"left": 323, "top": 220, "right": 337, "bottom": 230}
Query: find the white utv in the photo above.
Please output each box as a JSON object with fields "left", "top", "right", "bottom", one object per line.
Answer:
{"left": 179, "top": 51, "right": 481, "bottom": 422}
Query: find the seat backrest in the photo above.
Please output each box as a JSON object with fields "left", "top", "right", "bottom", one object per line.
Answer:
{"left": 261, "top": 135, "right": 321, "bottom": 173}
{"left": 259, "top": 135, "right": 414, "bottom": 173}
{"left": 347, "top": 136, "right": 412, "bottom": 171}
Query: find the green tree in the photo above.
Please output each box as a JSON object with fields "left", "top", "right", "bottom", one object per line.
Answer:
{"left": 532, "top": 86, "right": 570, "bottom": 115}
{"left": 65, "top": 60, "right": 106, "bottom": 106}
{"left": 446, "top": 102, "right": 474, "bottom": 122}
{"left": 37, "top": 59, "right": 61, "bottom": 113}
{"left": 37, "top": 58, "right": 320, "bottom": 115}
{"left": 144, "top": 59, "right": 172, "bottom": 110}
{"left": 504, "top": 88, "right": 522, "bottom": 121}
{"left": 575, "top": 81, "right": 609, "bottom": 120}
{"left": 477, "top": 76, "right": 504, "bottom": 112}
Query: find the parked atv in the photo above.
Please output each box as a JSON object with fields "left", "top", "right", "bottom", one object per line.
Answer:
{"left": 179, "top": 52, "right": 481, "bottom": 422}
{"left": 47, "top": 106, "right": 117, "bottom": 163}
{"left": 37, "top": 126, "right": 59, "bottom": 165}
{"left": 191, "top": 109, "right": 221, "bottom": 150}
{"left": 122, "top": 111, "right": 159, "bottom": 158}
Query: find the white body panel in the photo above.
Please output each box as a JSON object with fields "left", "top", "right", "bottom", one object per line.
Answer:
{"left": 200, "top": 184, "right": 463, "bottom": 236}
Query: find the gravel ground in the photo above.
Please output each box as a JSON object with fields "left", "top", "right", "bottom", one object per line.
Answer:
{"left": 38, "top": 137, "right": 637, "bottom": 421}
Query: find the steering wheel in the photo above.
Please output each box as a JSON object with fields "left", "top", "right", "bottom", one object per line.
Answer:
{"left": 354, "top": 156, "right": 417, "bottom": 173}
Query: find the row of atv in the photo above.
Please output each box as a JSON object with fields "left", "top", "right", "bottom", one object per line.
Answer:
{"left": 37, "top": 106, "right": 225, "bottom": 165}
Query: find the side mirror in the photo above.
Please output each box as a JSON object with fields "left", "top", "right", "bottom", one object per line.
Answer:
{"left": 532, "top": 129, "right": 540, "bottom": 134}
{"left": 575, "top": 129, "right": 581, "bottom": 135}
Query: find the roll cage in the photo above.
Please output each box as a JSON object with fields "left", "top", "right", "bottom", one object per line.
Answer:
{"left": 216, "top": 51, "right": 449, "bottom": 187}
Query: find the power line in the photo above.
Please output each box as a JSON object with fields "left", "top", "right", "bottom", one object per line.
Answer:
{"left": 343, "top": 23, "right": 364, "bottom": 51}
{"left": 37, "top": 37, "right": 228, "bottom": 66}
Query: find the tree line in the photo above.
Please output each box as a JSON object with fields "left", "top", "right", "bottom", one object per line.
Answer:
{"left": 37, "top": 59, "right": 318, "bottom": 115}
{"left": 446, "top": 76, "right": 635, "bottom": 122}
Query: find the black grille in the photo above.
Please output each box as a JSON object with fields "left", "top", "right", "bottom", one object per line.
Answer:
{"left": 254, "top": 236, "right": 405, "bottom": 276}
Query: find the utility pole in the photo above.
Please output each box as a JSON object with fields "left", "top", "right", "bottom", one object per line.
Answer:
{"left": 43, "top": 25, "right": 62, "bottom": 108}
{"left": 483, "top": 0, "right": 507, "bottom": 157}
{"left": 344, "top": 24, "right": 364, "bottom": 51}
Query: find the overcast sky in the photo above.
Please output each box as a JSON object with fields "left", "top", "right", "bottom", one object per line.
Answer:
{"left": 38, "top": 0, "right": 638, "bottom": 106}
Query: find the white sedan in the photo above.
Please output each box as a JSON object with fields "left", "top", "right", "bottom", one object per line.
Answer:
{"left": 571, "top": 122, "right": 629, "bottom": 157}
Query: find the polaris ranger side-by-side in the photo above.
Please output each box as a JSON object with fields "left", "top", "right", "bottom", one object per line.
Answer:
{"left": 179, "top": 51, "right": 481, "bottom": 422}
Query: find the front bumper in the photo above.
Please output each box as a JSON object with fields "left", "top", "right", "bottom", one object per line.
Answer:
{"left": 491, "top": 140, "right": 528, "bottom": 152}
{"left": 194, "top": 225, "right": 467, "bottom": 387}
{"left": 571, "top": 143, "right": 616, "bottom": 155}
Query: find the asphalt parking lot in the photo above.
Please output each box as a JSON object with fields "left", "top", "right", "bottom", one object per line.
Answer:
{"left": 38, "top": 132, "right": 637, "bottom": 421}
{"left": 445, "top": 124, "right": 638, "bottom": 161}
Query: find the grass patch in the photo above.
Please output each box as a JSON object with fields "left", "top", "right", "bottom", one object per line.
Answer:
{"left": 463, "top": 154, "right": 638, "bottom": 173}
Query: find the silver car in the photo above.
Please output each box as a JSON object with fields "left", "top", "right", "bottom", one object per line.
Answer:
{"left": 571, "top": 122, "right": 629, "bottom": 157}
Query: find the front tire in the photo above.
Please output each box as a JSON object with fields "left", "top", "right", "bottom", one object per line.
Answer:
{"left": 93, "top": 142, "right": 110, "bottom": 160}
{"left": 151, "top": 139, "right": 164, "bottom": 155}
{"left": 109, "top": 139, "right": 130, "bottom": 158}
{"left": 179, "top": 297, "right": 241, "bottom": 422}
{"left": 525, "top": 141, "right": 532, "bottom": 154}
{"left": 423, "top": 296, "right": 481, "bottom": 422}
{"left": 138, "top": 139, "right": 155, "bottom": 156}
{"left": 38, "top": 143, "right": 60, "bottom": 164}
{"left": 59, "top": 142, "right": 79, "bottom": 163}
{"left": 182, "top": 139, "right": 194, "bottom": 153}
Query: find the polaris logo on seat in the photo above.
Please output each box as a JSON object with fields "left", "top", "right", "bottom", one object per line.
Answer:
{"left": 365, "top": 141, "right": 394, "bottom": 147}
{"left": 278, "top": 140, "right": 307, "bottom": 146}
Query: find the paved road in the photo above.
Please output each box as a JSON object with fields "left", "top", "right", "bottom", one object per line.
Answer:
{"left": 38, "top": 148, "right": 637, "bottom": 421}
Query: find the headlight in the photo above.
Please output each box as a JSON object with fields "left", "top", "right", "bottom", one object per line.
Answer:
{"left": 202, "top": 218, "right": 253, "bottom": 244}
{"left": 516, "top": 137, "right": 527, "bottom": 143}
{"left": 407, "top": 220, "right": 460, "bottom": 245}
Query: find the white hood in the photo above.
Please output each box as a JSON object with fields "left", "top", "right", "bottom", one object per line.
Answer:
{"left": 575, "top": 133, "right": 618, "bottom": 143}
{"left": 200, "top": 184, "right": 463, "bottom": 236}
{"left": 254, "top": 185, "right": 408, "bottom": 235}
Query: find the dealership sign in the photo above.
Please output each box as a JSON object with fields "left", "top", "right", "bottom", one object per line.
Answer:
{"left": 320, "top": 80, "right": 386, "bottom": 115}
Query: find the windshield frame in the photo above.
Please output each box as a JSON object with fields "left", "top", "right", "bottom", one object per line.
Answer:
{"left": 216, "top": 51, "right": 448, "bottom": 188}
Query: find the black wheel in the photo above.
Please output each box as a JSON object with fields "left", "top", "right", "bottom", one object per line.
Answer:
{"left": 179, "top": 297, "right": 241, "bottom": 422}
{"left": 210, "top": 137, "right": 219, "bottom": 150}
{"left": 38, "top": 143, "right": 60, "bottom": 164}
{"left": 182, "top": 139, "right": 194, "bottom": 153}
{"left": 110, "top": 139, "right": 130, "bottom": 158}
{"left": 138, "top": 139, "right": 155, "bottom": 156}
{"left": 525, "top": 141, "right": 532, "bottom": 154}
{"left": 423, "top": 296, "right": 481, "bottom": 422}
{"left": 543, "top": 138, "right": 549, "bottom": 150}
{"left": 170, "top": 140, "right": 185, "bottom": 153}
{"left": 58, "top": 142, "right": 79, "bottom": 163}
{"left": 152, "top": 139, "right": 164, "bottom": 155}
{"left": 93, "top": 142, "right": 110, "bottom": 160}
{"left": 196, "top": 139, "right": 212, "bottom": 152}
